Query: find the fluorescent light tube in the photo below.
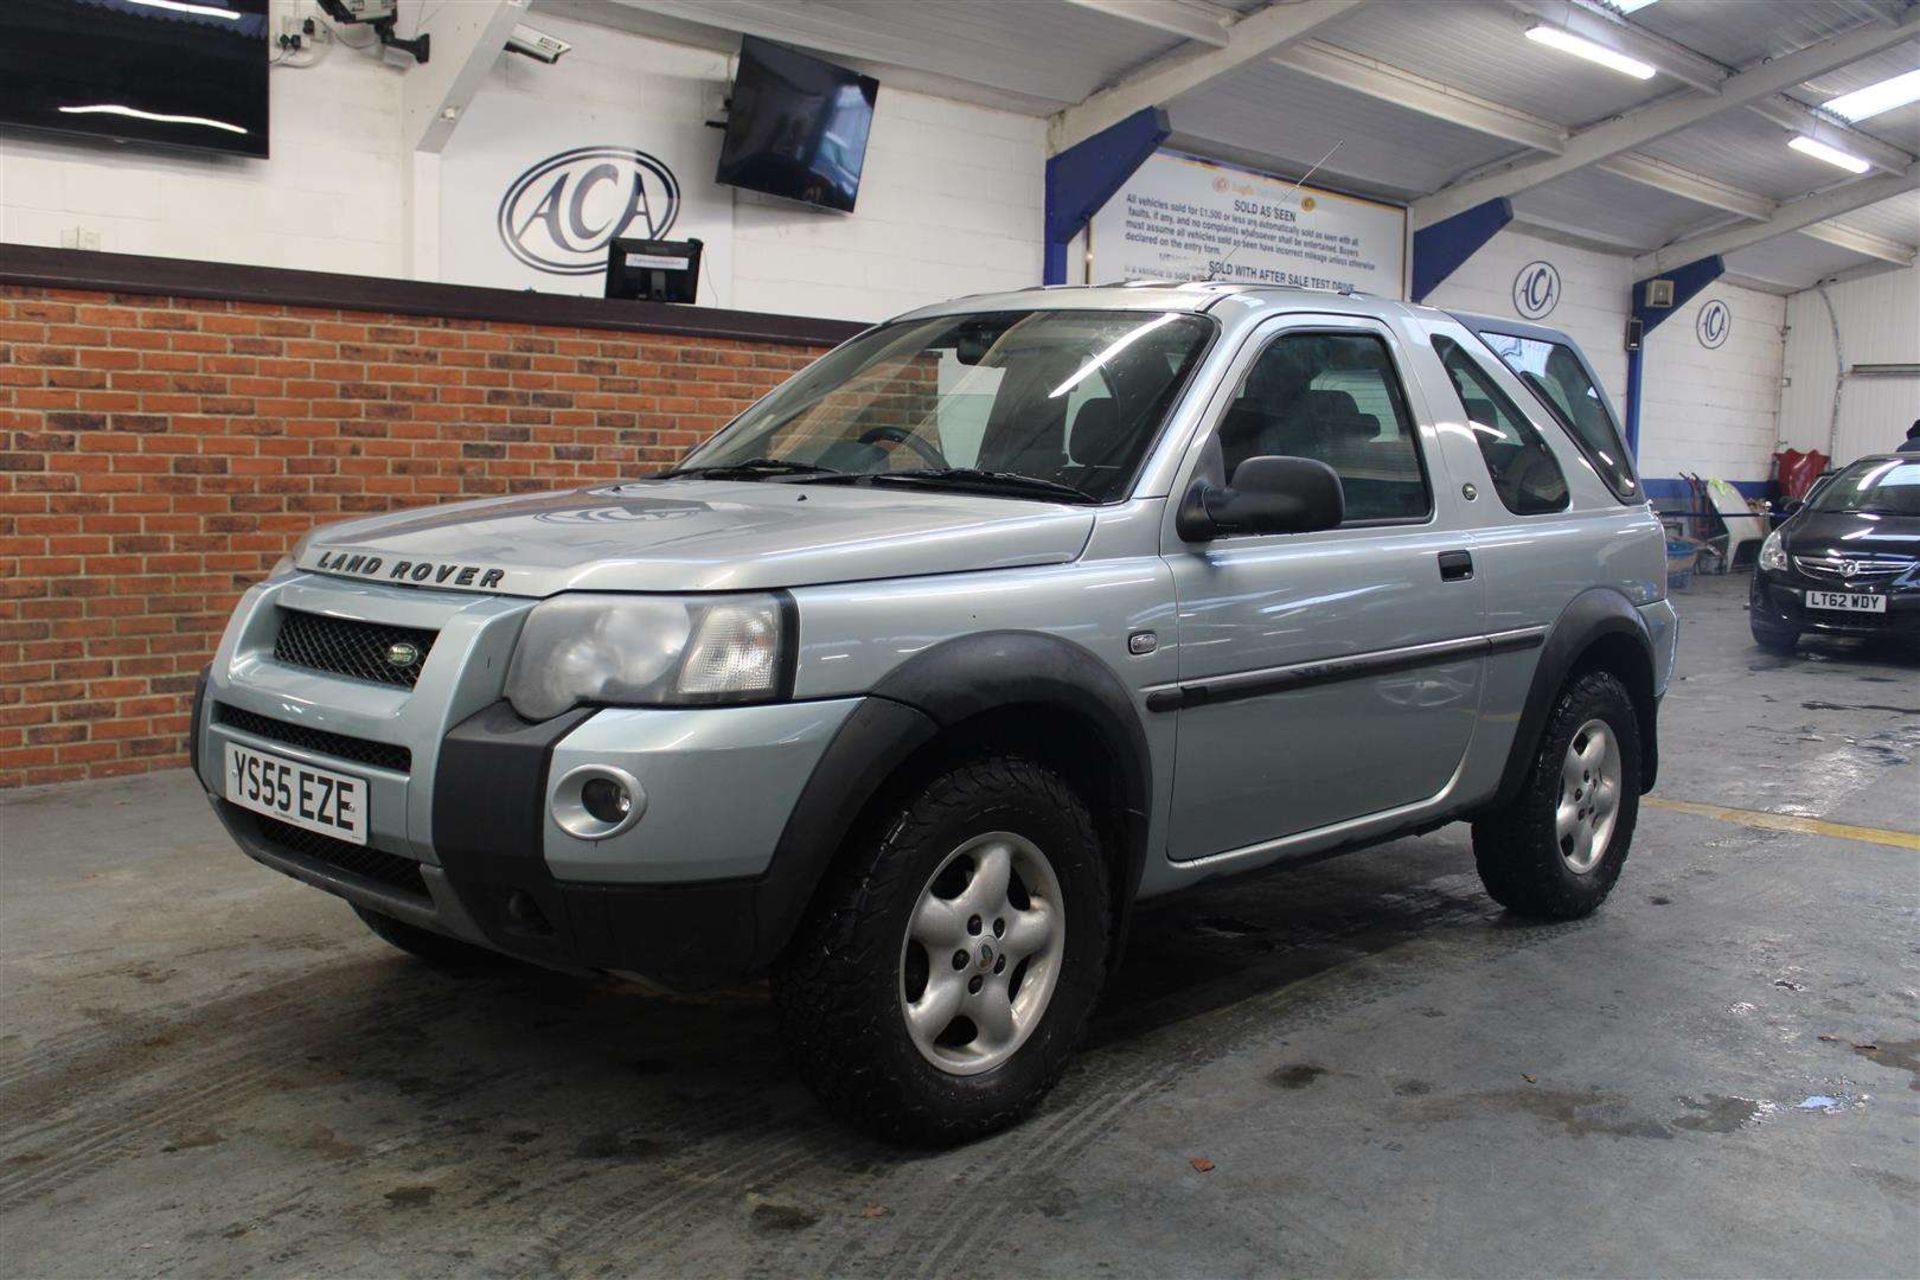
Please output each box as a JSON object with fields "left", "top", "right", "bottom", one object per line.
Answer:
{"left": 1787, "top": 135, "right": 1872, "bottom": 174}
{"left": 125, "top": 0, "right": 243, "bottom": 17}
{"left": 1610, "top": 0, "right": 1660, "bottom": 12}
{"left": 1524, "top": 26, "right": 1658, "bottom": 80}
{"left": 59, "top": 104, "right": 248, "bottom": 135}
{"left": 1822, "top": 69, "right": 1920, "bottom": 123}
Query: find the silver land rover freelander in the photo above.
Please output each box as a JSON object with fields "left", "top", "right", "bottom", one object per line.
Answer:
{"left": 194, "top": 282, "right": 1676, "bottom": 1144}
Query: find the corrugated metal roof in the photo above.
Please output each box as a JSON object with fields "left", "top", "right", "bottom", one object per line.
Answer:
{"left": 1311, "top": 0, "right": 1668, "bottom": 129}
{"left": 1170, "top": 57, "right": 1519, "bottom": 201}
{"left": 1513, "top": 165, "right": 1723, "bottom": 249}
{"left": 1638, "top": 112, "right": 1884, "bottom": 203}
{"left": 1834, "top": 189, "right": 1920, "bottom": 243}
{"left": 1785, "top": 39, "right": 1920, "bottom": 154}
{"left": 1723, "top": 230, "right": 1891, "bottom": 289}
{"left": 1629, "top": 0, "right": 1897, "bottom": 71}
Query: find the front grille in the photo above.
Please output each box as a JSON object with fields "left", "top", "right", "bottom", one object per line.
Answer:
{"left": 273, "top": 610, "right": 437, "bottom": 688}
{"left": 1793, "top": 554, "right": 1914, "bottom": 582}
{"left": 216, "top": 705, "right": 410, "bottom": 773}
{"left": 254, "top": 814, "right": 429, "bottom": 899}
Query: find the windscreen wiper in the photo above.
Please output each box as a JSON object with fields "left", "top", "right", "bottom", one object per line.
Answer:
{"left": 859, "top": 467, "right": 1096, "bottom": 503}
{"left": 656, "top": 458, "right": 841, "bottom": 480}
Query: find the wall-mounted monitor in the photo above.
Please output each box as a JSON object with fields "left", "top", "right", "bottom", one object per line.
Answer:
{"left": 0, "top": 0, "right": 270, "bottom": 159}
{"left": 715, "top": 35, "right": 878, "bottom": 214}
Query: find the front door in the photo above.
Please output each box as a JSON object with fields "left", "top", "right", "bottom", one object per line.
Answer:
{"left": 1162, "top": 318, "right": 1485, "bottom": 862}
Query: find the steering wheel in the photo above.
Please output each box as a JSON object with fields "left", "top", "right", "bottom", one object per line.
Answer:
{"left": 858, "top": 425, "right": 948, "bottom": 468}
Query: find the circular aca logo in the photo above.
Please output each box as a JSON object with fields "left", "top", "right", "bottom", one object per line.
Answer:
{"left": 497, "top": 146, "right": 681, "bottom": 276}
{"left": 1696, "top": 299, "right": 1731, "bottom": 349}
{"left": 1512, "top": 260, "right": 1561, "bottom": 319}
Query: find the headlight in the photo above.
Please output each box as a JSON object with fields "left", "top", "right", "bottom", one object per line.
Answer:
{"left": 505, "top": 594, "right": 789, "bottom": 721}
{"left": 1758, "top": 530, "right": 1787, "bottom": 572}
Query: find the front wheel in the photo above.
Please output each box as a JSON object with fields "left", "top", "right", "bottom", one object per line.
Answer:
{"left": 1471, "top": 670, "right": 1642, "bottom": 919}
{"left": 773, "top": 756, "right": 1111, "bottom": 1145}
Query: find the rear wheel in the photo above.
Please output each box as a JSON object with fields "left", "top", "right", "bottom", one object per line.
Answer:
{"left": 1472, "top": 670, "right": 1641, "bottom": 919}
{"left": 773, "top": 755, "right": 1110, "bottom": 1145}
{"left": 352, "top": 904, "right": 506, "bottom": 968}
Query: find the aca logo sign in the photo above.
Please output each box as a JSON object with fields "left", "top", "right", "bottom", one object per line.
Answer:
{"left": 1511, "top": 260, "right": 1561, "bottom": 319}
{"left": 1696, "top": 299, "right": 1731, "bottom": 349}
{"left": 497, "top": 146, "right": 681, "bottom": 276}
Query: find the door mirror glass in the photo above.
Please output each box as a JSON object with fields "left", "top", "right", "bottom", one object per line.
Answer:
{"left": 1178, "top": 455, "right": 1345, "bottom": 541}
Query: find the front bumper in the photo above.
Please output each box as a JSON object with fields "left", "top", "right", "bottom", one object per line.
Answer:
{"left": 195, "top": 573, "right": 859, "bottom": 988}
{"left": 1749, "top": 569, "right": 1920, "bottom": 639}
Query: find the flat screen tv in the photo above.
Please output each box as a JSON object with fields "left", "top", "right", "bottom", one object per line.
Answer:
{"left": 716, "top": 35, "right": 878, "bottom": 214}
{"left": 0, "top": 0, "right": 270, "bottom": 159}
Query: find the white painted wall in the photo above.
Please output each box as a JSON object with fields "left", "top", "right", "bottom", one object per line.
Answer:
{"left": 0, "top": 3, "right": 1042, "bottom": 323}
{"left": 1637, "top": 282, "right": 1785, "bottom": 484}
{"left": 1777, "top": 262, "right": 1920, "bottom": 467}
{"left": 1426, "top": 228, "right": 1786, "bottom": 482}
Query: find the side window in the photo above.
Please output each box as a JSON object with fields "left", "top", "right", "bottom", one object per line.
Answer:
{"left": 1216, "top": 331, "right": 1430, "bottom": 523}
{"left": 1476, "top": 331, "right": 1638, "bottom": 500}
{"left": 1432, "top": 336, "right": 1569, "bottom": 515}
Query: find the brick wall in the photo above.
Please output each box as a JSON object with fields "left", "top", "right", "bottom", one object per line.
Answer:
{"left": 0, "top": 285, "right": 832, "bottom": 788}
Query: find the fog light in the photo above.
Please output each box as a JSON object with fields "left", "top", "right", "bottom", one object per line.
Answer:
{"left": 552, "top": 765, "right": 645, "bottom": 840}
{"left": 581, "top": 776, "right": 631, "bottom": 824}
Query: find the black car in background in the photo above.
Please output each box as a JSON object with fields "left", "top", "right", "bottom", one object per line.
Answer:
{"left": 1751, "top": 453, "right": 1920, "bottom": 654}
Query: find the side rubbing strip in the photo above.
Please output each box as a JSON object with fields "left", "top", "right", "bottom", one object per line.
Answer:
{"left": 1145, "top": 627, "right": 1545, "bottom": 712}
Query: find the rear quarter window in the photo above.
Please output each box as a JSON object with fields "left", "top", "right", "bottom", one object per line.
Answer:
{"left": 1475, "top": 331, "right": 1638, "bottom": 501}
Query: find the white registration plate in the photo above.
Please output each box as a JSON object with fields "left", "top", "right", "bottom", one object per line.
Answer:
{"left": 224, "top": 743, "right": 368, "bottom": 845}
{"left": 1805, "top": 590, "right": 1887, "bottom": 614}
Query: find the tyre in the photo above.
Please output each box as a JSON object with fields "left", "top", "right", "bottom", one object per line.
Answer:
{"left": 1471, "top": 670, "right": 1641, "bottom": 920}
{"left": 352, "top": 904, "right": 507, "bottom": 968}
{"left": 773, "top": 755, "right": 1111, "bottom": 1145}
{"left": 1750, "top": 618, "right": 1799, "bottom": 655}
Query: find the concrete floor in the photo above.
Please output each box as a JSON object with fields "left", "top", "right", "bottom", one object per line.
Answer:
{"left": 3, "top": 573, "right": 1917, "bottom": 1279}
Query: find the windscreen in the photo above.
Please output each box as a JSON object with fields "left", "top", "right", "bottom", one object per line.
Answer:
{"left": 677, "top": 310, "right": 1215, "bottom": 503}
{"left": 1809, "top": 457, "right": 1920, "bottom": 515}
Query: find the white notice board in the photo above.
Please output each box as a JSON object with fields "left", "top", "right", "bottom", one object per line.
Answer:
{"left": 1087, "top": 150, "right": 1408, "bottom": 299}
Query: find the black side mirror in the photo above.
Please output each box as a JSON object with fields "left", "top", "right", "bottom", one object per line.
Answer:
{"left": 1779, "top": 498, "right": 1804, "bottom": 518}
{"left": 1177, "top": 455, "right": 1345, "bottom": 541}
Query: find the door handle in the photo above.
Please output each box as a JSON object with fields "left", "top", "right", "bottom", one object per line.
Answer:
{"left": 1438, "top": 550, "right": 1474, "bottom": 582}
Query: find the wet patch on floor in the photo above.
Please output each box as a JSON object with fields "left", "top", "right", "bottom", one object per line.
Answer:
{"left": 1852, "top": 1038, "right": 1920, "bottom": 1089}
{"left": 1409, "top": 1088, "right": 1672, "bottom": 1140}
{"left": 1802, "top": 701, "right": 1920, "bottom": 716}
{"left": 384, "top": 1185, "right": 436, "bottom": 1209}
{"left": 747, "top": 1196, "right": 820, "bottom": 1233}
{"left": 159, "top": 1129, "right": 224, "bottom": 1153}
{"left": 1270, "top": 1063, "right": 1329, "bottom": 1089}
{"left": 573, "top": 1130, "right": 666, "bottom": 1159}
{"left": 1669, "top": 1095, "right": 1775, "bottom": 1133}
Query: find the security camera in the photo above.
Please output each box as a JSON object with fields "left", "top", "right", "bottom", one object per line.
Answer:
{"left": 507, "top": 24, "right": 570, "bottom": 63}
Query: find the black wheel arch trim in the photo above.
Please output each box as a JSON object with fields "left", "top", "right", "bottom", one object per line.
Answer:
{"left": 757, "top": 630, "right": 1155, "bottom": 970}
{"left": 1490, "top": 588, "right": 1660, "bottom": 811}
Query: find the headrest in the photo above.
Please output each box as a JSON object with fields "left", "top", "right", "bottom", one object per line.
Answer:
{"left": 1302, "top": 389, "right": 1362, "bottom": 420}
{"left": 1068, "top": 399, "right": 1126, "bottom": 466}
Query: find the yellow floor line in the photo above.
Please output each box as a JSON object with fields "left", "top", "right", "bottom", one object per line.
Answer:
{"left": 1646, "top": 797, "right": 1920, "bottom": 851}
